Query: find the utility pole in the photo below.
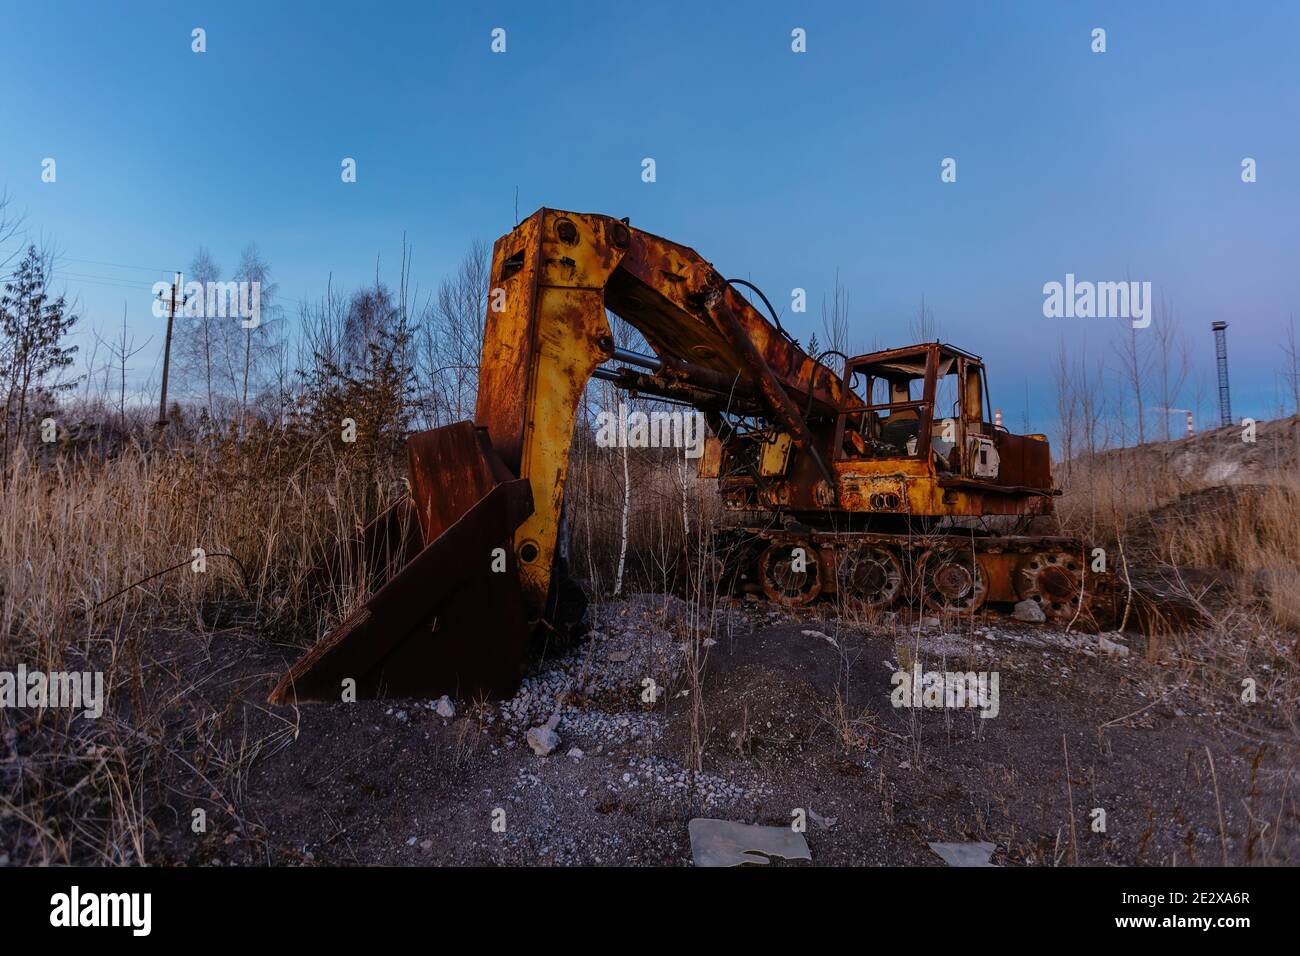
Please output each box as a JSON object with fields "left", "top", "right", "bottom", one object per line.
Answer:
{"left": 1212, "top": 321, "right": 1232, "bottom": 427}
{"left": 156, "top": 272, "right": 183, "bottom": 429}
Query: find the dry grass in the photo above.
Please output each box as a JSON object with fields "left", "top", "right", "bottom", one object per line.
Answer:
{"left": 0, "top": 422, "right": 711, "bottom": 864}
{"left": 1061, "top": 448, "right": 1300, "bottom": 780}
{"left": 568, "top": 438, "right": 723, "bottom": 597}
{"left": 0, "top": 433, "right": 401, "bottom": 864}
{"left": 1059, "top": 451, "right": 1300, "bottom": 631}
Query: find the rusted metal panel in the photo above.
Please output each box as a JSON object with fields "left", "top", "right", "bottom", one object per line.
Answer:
{"left": 759, "top": 433, "right": 792, "bottom": 477}
{"left": 475, "top": 215, "right": 545, "bottom": 476}
{"left": 268, "top": 474, "right": 534, "bottom": 703}
{"left": 992, "top": 431, "right": 1053, "bottom": 490}
{"left": 512, "top": 284, "right": 613, "bottom": 609}
{"left": 976, "top": 551, "right": 1019, "bottom": 604}
{"left": 698, "top": 436, "right": 723, "bottom": 479}
{"left": 407, "top": 423, "right": 511, "bottom": 546}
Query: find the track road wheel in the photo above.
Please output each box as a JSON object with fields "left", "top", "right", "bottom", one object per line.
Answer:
{"left": 837, "top": 544, "right": 904, "bottom": 609}
{"left": 1016, "top": 551, "right": 1085, "bottom": 621}
{"left": 918, "top": 548, "right": 987, "bottom": 616}
{"left": 759, "top": 542, "right": 823, "bottom": 607}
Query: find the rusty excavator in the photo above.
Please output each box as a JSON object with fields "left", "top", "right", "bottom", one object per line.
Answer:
{"left": 270, "top": 209, "right": 1111, "bottom": 705}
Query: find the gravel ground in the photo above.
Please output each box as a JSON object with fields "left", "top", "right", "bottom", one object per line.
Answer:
{"left": 129, "top": 591, "right": 1300, "bottom": 867}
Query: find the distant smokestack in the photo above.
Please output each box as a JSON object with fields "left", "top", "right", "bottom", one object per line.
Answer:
{"left": 1154, "top": 406, "right": 1195, "bottom": 438}
{"left": 1212, "top": 321, "right": 1232, "bottom": 427}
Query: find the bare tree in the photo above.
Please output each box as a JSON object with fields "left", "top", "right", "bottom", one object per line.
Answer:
{"left": 1052, "top": 339, "right": 1079, "bottom": 479}
{"left": 1077, "top": 345, "right": 1107, "bottom": 457}
{"left": 92, "top": 303, "right": 151, "bottom": 430}
{"left": 1152, "top": 295, "right": 1190, "bottom": 442}
{"left": 415, "top": 241, "right": 489, "bottom": 426}
{"left": 1113, "top": 317, "right": 1152, "bottom": 446}
{"left": 606, "top": 313, "right": 645, "bottom": 597}
{"left": 232, "top": 244, "right": 280, "bottom": 433}
{"left": 1283, "top": 314, "right": 1300, "bottom": 416}
{"left": 910, "top": 294, "right": 939, "bottom": 342}
{"left": 819, "top": 269, "right": 852, "bottom": 359}
{"left": 176, "top": 247, "right": 222, "bottom": 421}
{"left": 0, "top": 191, "right": 25, "bottom": 280}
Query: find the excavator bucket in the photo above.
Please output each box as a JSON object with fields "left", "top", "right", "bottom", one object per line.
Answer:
{"left": 269, "top": 421, "right": 534, "bottom": 704}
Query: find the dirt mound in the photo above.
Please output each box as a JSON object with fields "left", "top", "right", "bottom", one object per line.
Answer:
{"left": 1072, "top": 415, "right": 1300, "bottom": 491}
{"left": 1125, "top": 484, "right": 1298, "bottom": 559}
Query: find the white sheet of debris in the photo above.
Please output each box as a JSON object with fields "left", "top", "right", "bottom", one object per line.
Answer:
{"left": 688, "top": 818, "right": 811, "bottom": 867}
{"left": 928, "top": 841, "right": 998, "bottom": 867}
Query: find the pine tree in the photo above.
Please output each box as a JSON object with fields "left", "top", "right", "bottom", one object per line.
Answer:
{"left": 0, "top": 246, "right": 79, "bottom": 466}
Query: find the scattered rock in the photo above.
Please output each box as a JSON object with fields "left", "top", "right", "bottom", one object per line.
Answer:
{"left": 527, "top": 724, "right": 560, "bottom": 756}
{"left": 920, "top": 616, "right": 941, "bottom": 627}
{"left": 809, "top": 807, "right": 838, "bottom": 830}
{"left": 622, "top": 756, "right": 764, "bottom": 807}
{"left": 420, "top": 839, "right": 433, "bottom": 851}
{"left": 1012, "top": 599, "right": 1047, "bottom": 623}
{"left": 801, "top": 629, "right": 839, "bottom": 647}
{"left": 434, "top": 696, "right": 455, "bottom": 718}
{"left": 527, "top": 710, "right": 563, "bottom": 756}
{"left": 607, "top": 649, "right": 631, "bottom": 663}
{"left": 566, "top": 747, "right": 585, "bottom": 759}
{"left": 1096, "top": 633, "right": 1130, "bottom": 658}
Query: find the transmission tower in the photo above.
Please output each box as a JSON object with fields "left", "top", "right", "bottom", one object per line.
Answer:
{"left": 1212, "top": 321, "right": 1232, "bottom": 427}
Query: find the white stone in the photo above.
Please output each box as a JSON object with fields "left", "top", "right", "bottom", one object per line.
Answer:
{"left": 1012, "top": 600, "right": 1047, "bottom": 623}
{"left": 527, "top": 724, "right": 560, "bottom": 756}
{"left": 1096, "top": 634, "right": 1130, "bottom": 657}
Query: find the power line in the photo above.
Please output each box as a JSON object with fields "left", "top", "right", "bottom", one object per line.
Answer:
{"left": 49, "top": 272, "right": 162, "bottom": 295}
{"left": 56, "top": 270, "right": 162, "bottom": 288}
{"left": 46, "top": 250, "right": 359, "bottom": 316}
{"left": 59, "top": 255, "right": 175, "bottom": 274}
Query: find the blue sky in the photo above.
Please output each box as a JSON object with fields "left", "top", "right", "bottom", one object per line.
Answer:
{"left": 1, "top": 1, "right": 1297, "bottom": 432}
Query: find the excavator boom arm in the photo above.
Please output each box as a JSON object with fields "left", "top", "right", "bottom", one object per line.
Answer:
{"left": 476, "top": 208, "right": 844, "bottom": 615}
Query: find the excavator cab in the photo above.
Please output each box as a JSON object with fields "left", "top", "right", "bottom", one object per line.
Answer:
{"left": 837, "top": 343, "right": 1004, "bottom": 481}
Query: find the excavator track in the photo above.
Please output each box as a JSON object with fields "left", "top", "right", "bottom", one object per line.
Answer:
{"left": 730, "top": 528, "right": 1117, "bottom": 628}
